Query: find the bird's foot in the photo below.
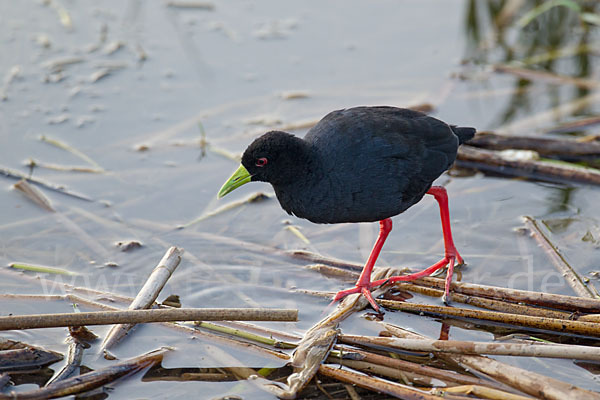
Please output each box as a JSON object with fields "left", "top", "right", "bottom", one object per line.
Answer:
{"left": 370, "top": 252, "right": 464, "bottom": 304}
{"left": 332, "top": 284, "right": 382, "bottom": 313}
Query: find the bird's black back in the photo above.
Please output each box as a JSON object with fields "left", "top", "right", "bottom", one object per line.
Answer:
{"left": 277, "top": 106, "right": 473, "bottom": 223}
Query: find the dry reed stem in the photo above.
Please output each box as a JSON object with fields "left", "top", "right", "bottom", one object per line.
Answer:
{"left": 340, "top": 335, "right": 600, "bottom": 360}
{"left": 318, "top": 364, "right": 445, "bottom": 400}
{"left": 377, "top": 298, "right": 600, "bottom": 337}
{"left": 382, "top": 323, "right": 600, "bottom": 400}
{"left": 457, "top": 145, "right": 600, "bottom": 185}
{"left": 300, "top": 252, "right": 600, "bottom": 313}
{"left": 3, "top": 277, "right": 293, "bottom": 362}
{"left": 101, "top": 246, "right": 183, "bottom": 350}
{"left": 434, "top": 384, "right": 534, "bottom": 400}
{"left": 395, "top": 282, "right": 573, "bottom": 320}
{"left": 522, "top": 216, "right": 595, "bottom": 298}
{"left": 258, "top": 269, "right": 389, "bottom": 399}
{"left": 333, "top": 346, "right": 500, "bottom": 388}
{"left": 329, "top": 358, "right": 440, "bottom": 388}
{"left": 414, "top": 276, "right": 600, "bottom": 312}
{"left": 467, "top": 131, "right": 600, "bottom": 158}
{"left": 12, "top": 179, "right": 55, "bottom": 212}
{"left": 307, "top": 263, "right": 583, "bottom": 320}
{"left": 0, "top": 308, "right": 298, "bottom": 331}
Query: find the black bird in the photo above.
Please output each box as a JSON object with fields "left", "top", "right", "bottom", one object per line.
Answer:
{"left": 218, "top": 106, "right": 475, "bottom": 312}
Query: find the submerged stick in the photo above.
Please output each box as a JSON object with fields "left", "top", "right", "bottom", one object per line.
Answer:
{"left": 0, "top": 166, "right": 93, "bottom": 201}
{"left": 101, "top": 247, "right": 183, "bottom": 350}
{"left": 0, "top": 347, "right": 63, "bottom": 371}
{"left": 456, "top": 145, "right": 600, "bottom": 185}
{"left": 523, "top": 216, "right": 595, "bottom": 298}
{"left": 0, "top": 308, "right": 298, "bottom": 331}
{"left": 340, "top": 335, "right": 600, "bottom": 361}
{"left": 39, "top": 135, "right": 104, "bottom": 171}
{"left": 0, "top": 348, "right": 170, "bottom": 400}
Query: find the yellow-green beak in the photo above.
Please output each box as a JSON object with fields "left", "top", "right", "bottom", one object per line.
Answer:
{"left": 218, "top": 164, "right": 252, "bottom": 198}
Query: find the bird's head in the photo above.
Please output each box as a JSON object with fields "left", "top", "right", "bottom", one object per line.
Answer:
{"left": 218, "top": 131, "right": 312, "bottom": 198}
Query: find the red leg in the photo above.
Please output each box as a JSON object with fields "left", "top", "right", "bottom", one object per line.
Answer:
{"left": 331, "top": 218, "right": 392, "bottom": 312}
{"left": 330, "top": 186, "right": 464, "bottom": 310}
{"left": 380, "top": 186, "right": 463, "bottom": 303}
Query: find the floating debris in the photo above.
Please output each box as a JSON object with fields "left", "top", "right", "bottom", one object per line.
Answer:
{"left": 35, "top": 34, "right": 52, "bottom": 48}
{"left": 40, "top": 135, "right": 104, "bottom": 170}
{"left": 102, "top": 40, "right": 125, "bottom": 55}
{"left": 42, "top": 57, "right": 84, "bottom": 72}
{"left": 179, "top": 192, "right": 271, "bottom": 228}
{"left": 104, "top": 262, "right": 119, "bottom": 268}
{"left": 0, "top": 348, "right": 170, "bottom": 399}
{"left": 12, "top": 179, "right": 55, "bottom": 212}
{"left": 0, "top": 165, "right": 93, "bottom": 201}
{"left": 89, "top": 68, "right": 113, "bottom": 83}
{"left": 47, "top": 114, "right": 70, "bottom": 124}
{"left": 49, "top": 0, "right": 73, "bottom": 30}
{"left": 161, "top": 294, "right": 181, "bottom": 308}
{"left": 116, "top": 240, "right": 143, "bottom": 252}
{"left": 253, "top": 18, "right": 298, "bottom": 40}
{"left": 9, "top": 262, "right": 78, "bottom": 276}
{"left": 135, "top": 43, "right": 148, "bottom": 61}
{"left": 166, "top": 1, "right": 215, "bottom": 10}
{"left": 0, "top": 345, "right": 63, "bottom": 372}
{"left": 1, "top": 65, "right": 22, "bottom": 101}
{"left": 135, "top": 143, "right": 151, "bottom": 152}
{"left": 244, "top": 114, "right": 282, "bottom": 126}
{"left": 25, "top": 158, "right": 103, "bottom": 174}
{"left": 283, "top": 221, "right": 310, "bottom": 245}
{"left": 280, "top": 91, "right": 310, "bottom": 100}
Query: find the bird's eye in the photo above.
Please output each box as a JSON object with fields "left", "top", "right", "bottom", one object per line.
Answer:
{"left": 255, "top": 157, "right": 268, "bottom": 167}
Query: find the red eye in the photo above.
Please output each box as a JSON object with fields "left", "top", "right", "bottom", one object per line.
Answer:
{"left": 255, "top": 157, "right": 268, "bottom": 167}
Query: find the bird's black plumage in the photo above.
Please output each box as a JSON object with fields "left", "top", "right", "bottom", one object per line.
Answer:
{"left": 240, "top": 106, "right": 474, "bottom": 224}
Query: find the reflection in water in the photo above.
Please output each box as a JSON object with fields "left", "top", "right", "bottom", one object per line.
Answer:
{"left": 464, "top": 1, "right": 600, "bottom": 130}
{"left": 543, "top": 185, "right": 577, "bottom": 215}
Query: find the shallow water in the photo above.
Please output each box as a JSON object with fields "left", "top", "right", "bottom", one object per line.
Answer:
{"left": 1, "top": 1, "right": 600, "bottom": 398}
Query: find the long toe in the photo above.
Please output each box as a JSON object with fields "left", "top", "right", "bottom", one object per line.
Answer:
{"left": 442, "top": 256, "right": 455, "bottom": 304}
{"left": 332, "top": 286, "right": 362, "bottom": 302}
{"left": 361, "top": 287, "right": 381, "bottom": 313}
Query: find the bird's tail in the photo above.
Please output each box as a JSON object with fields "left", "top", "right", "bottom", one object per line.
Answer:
{"left": 451, "top": 126, "right": 476, "bottom": 145}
